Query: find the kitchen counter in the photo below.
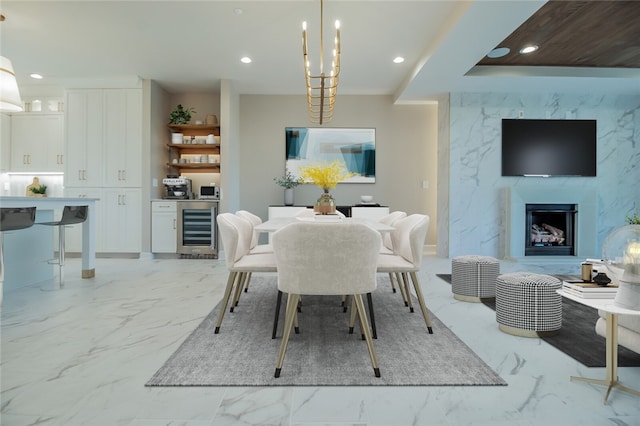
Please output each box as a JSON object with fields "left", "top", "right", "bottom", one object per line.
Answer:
{"left": 1, "top": 197, "right": 99, "bottom": 290}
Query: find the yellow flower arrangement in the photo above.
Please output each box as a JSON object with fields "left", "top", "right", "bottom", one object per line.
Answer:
{"left": 299, "top": 160, "right": 353, "bottom": 191}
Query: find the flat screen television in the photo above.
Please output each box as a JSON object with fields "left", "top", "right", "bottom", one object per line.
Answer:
{"left": 501, "top": 119, "right": 597, "bottom": 177}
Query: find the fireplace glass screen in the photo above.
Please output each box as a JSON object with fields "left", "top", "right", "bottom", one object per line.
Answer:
{"left": 525, "top": 204, "right": 576, "bottom": 256}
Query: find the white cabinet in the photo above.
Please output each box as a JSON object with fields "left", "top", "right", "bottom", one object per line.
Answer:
{"left": 65, "top": 90, "right": 104, "bottom": 186}
{"left": 65, "top": 88, "right": 143, "bottom": 255}
{"left": 151, "top": 201, "right": 177, "bottom": 253}
{"left": 104, "top": 90, "right": 142, "bottom": 187}
{"left": 351, "top": 206, "right": 390, "bottom": 220}
{"left": 10, "top": 114, "right": 64, "bottom": 172}
{"left": 101, "top": 188, "right": 141, "bottom": 253}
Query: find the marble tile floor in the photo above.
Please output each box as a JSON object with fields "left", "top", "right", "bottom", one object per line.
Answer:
{"left": 1, "top": 255, "right": 640, "bottom": 426}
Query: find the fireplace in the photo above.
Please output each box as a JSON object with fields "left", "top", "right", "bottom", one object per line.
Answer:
{"left": 505, "top": 187, "right": 597, "bottom": 260}
{"left": 525, "top": 204, "right": 576, "bottom": 256}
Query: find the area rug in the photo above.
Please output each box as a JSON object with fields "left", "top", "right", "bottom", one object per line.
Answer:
{"left": 147, "top": 277, "right": 506, "bottom": 387}
{"left": 436, "top": 274, "right": 640, "bottom": 367}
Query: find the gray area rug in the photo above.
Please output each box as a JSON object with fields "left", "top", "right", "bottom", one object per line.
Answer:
{"left": 147, "top": 277, "right": 506, "bottom": 386}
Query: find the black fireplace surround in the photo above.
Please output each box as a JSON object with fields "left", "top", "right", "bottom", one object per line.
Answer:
{"left": 525, "top": 203, "right": 577, "bottom": 256}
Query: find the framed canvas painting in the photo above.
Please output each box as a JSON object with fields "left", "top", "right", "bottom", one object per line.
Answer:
{"left": 285, "top": 127, "right": 375, "bottom": 183}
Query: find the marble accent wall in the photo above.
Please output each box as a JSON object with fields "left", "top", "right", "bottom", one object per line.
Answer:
{"left": 444, "top": 92, "right": 640, "bottom": 260}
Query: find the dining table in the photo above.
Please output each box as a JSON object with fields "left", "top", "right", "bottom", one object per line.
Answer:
{"left": 254, "top": 216, "right": 395, "bottom": 234}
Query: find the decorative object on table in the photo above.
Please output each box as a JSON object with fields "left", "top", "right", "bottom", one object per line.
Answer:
{"left": 301, "top": 0, "right": 341, "bottom": 125}
{"left": 206, "top": 114, "right": 218, "bottom": 125}
{"left": 168, "top": 104, "right": 196, "bottom": 125}
{"left": 593, "top": 272, "right": 612, "bottom": 286}
{"left": 299, "top": 160, "right": 353, "bottom": 214}
{"left": 603, "top": 225, "right": 640, "bottom": 310}
{"left": 26, "top": 177, "right": 47, "bottom": 197}
{"left": 274, "top": 171, "right": 303, "bottom": 206}
{"left": 581, "top": 262, "right": 594, "bottom": 282}
{"left": 360, "top": 195, "right": 373, "bottom": 203}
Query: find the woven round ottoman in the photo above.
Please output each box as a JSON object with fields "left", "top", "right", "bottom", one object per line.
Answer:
{"left": 496, "top": 272, "right": 562, "bottom": 337}
{"left": 451, "top": 255, "right": 500, "bottom": 302}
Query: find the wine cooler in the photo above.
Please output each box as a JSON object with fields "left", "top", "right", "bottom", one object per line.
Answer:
{"left": 177, "top": 201, "right": 218, "bottom": 257}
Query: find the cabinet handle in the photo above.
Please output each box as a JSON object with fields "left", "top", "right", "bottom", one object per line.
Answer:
{"left": 78, "top": 170, "right": 82, "bottom": 181}
{"left": 173, "top": 219, "right": 177, "bottom": 230}
{"left": 83, "top": 170, "right": 87, "bottom": 180}
{"left": 122, "top": 170, "right": 126, "bottom": 181}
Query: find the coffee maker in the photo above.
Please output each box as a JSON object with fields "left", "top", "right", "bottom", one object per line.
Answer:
{"left": 162, "top": 176, "right": 193, "bottom": 199}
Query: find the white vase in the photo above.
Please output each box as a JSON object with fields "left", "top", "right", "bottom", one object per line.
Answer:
{"left": 284, "top": 188, "right": 294, "bottom": 206}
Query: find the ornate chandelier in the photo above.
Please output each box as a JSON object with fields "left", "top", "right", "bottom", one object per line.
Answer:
{"left": 302, "top": 0, "right": 340, "bottom": 125}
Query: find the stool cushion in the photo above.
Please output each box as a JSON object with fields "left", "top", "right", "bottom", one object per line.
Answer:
{"left": 451, "top": 255, "right": 500, "bottom": 300}
{"left": 496, "top": 272, "right": 562, "bottom": 335}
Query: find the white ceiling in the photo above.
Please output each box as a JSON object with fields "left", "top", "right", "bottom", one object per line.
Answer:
{"left": 1, "top": 0, "right": 638, "bottom": 103}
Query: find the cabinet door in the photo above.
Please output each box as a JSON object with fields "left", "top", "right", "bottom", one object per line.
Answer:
{"left": 351, "top": 207, "right": 390, "bottom": 220}
{"left": 64, "top": 187, "right": 104, "bottom": 252}
{"left": 65, "top": 90, "right": 104, "bottom": 186}
{"left": 101, "top": 188, "right": 141, "bottom": 253}
{"left": 151, "top": 201, "right": 177, "bottom": 253}
{"left": 104, "top": 89, "right": 142, "bottom": 187}
{"left": 10, "top": 114, "right": 63, "bottom": 172}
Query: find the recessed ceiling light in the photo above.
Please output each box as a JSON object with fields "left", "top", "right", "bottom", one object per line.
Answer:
{"left": 393, "top": 57, "right": 405, "bottom": 64}
{"left": 487, "top": 47, "right": 510, "bottom": 58}
{"left": 519, "top": 45, "right": 539, "bottom": 54}
{"left": 233, "top": 8, "right": 243, "bottom": 15}
{"left": 30, "top": 73, "right": 43, "bottom": 79}
{"left": 240, "top": 57, "right": 252, "bottom": 64}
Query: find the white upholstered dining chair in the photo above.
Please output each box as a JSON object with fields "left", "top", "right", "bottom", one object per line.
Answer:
{"left": 272, "top": 221, "right": 382, "bottom": 378}
{"left": 376, "top": 214, "right": 433, "bottom": 334}
{"left": 236, "top": 210, "right": 273, "bottom": 255}
{"left": 378, "top": 211, "right": 407, "bottom": 297}
{"left": 215, "top": 213, "right": 277, "bottom": 333}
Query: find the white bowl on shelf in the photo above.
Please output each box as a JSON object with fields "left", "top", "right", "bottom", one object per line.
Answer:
{"left": 360, "top": 195, "right": 373, "bottom": 203}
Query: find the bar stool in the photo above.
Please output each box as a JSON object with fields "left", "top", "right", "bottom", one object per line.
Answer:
{"left": 1, "top": 207, "right": 37, "bottom": 307}
{"left": 37, "top": 205, "right": 88, "bottom": 288}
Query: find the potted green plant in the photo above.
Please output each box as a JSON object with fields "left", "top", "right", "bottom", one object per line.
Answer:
{"left": 274, "top": 171, "right": 303, "bottom": 206}
{"left": 28, "top": 184, "right": 47, "bottom": 197}
{"left": 169, "top": 104, "right": 196, "bottom": 125}
{"left": 626, "top": 211, "right": 640, "bottom": 225}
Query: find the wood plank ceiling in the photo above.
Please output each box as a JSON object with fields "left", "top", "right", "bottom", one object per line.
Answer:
{"left": 477, "top": 0, "right": 640, "bottom": 68}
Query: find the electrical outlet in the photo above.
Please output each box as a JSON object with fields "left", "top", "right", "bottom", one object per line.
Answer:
{"left": 518, "top": 111, "right": 524, "bottom": 118}
{"left": 422, "top": 180, "right": 429, "bottom": 189}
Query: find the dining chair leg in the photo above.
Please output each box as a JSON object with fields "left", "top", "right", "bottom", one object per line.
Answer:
{"left": 342, "top": 294, "right": 350, "bottom": 313}
{"left": 367, "top": 292, "right": 377, "bottom": 339}
{"left": 230, "top": 272, "right": 245, "bottom": 312}
{"left": 354, "top": 293, "right": 381, "bottom": 378}
{"left": 273, "top": 292, "right": 301, "bottom": 339}
{"left": 348, "top": 294, "right": 377, "bottom": 339}
{"left": 401, "top": 273, "right": 414, "bottom": 312}
{"left": 215, "top": 272, "right": 238, "bottom": 333}
{"left": 243, "top": 272, "right": 252, "bottom": 293}
{"left": 348, "top": 297, "right": 357, "bottom": 334}
{"left": 396, "top": 272, "right": 409, "bottom": 306}
{"left": 275, "top": 293, "right": 300, "bottom": 378}
{"left": 388, "top": 273, "right": 397, "bottom": 293}
{"left": 272, "top": 290, "right": 283, "bottom": 339}
{"left": 410, "top": 272, "right": 433, "bottom": 334}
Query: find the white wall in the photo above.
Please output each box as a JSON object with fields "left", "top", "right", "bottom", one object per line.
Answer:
{"left": 236, "top": 95, "right": 438, "bottom": 245}
{"left": 444, "top": 92, "right": 640, "bottom": 259}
